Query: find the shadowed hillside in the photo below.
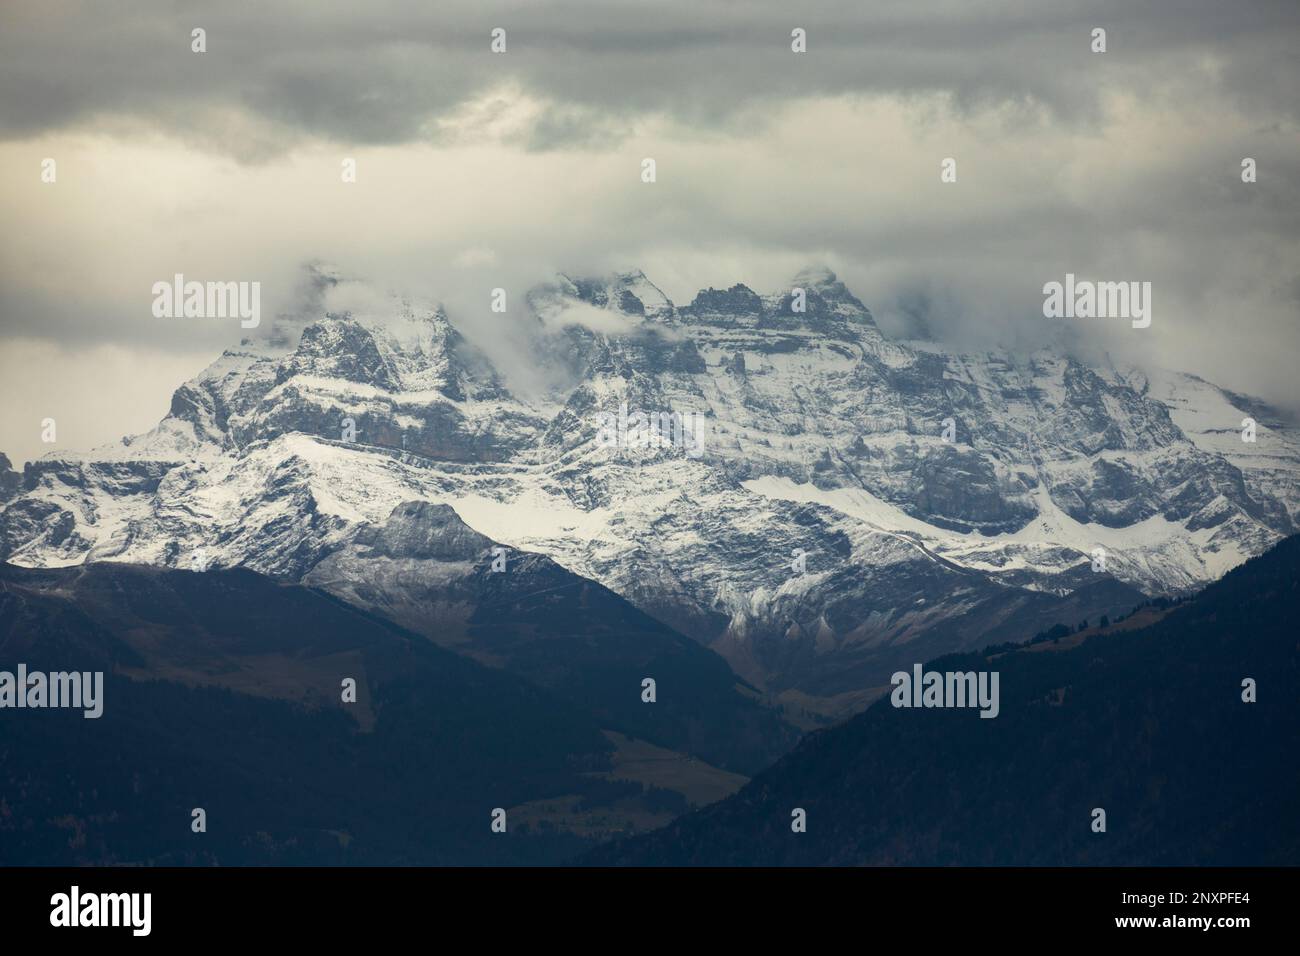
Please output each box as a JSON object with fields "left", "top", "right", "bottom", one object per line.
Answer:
{"left": 590, "top": 535, "right": 1300, "bottom": 866}
{"left": 0, "top": 563, "right": 757, "bottom": 864}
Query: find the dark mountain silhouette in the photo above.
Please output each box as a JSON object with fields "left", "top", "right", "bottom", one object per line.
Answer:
{"left": 0, "top": 562, "right": 755, "bottom": 864}
{"left": 589, "top": 534, "right": 1300, "bottom": 866}
{"left": 309, "top": 501, "right": 798, "bottom": 771}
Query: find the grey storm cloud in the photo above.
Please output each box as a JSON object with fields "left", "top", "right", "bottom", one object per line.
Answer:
{"left": 2, "top": 0, "right": 1299, "bottom": 152}
{"left": 1, "top": 0, "right": 1299, "bottom": 466}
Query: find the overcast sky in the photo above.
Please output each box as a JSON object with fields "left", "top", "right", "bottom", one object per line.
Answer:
{"left": 2, "top": 0, "right": 1298, "bottom": 464}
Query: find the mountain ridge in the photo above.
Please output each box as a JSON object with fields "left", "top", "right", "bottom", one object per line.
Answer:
{"left": 0, "top": 560, "right": 757, "bottom": 863}
{"left": 586, "top": 532, "right": 1300, "bottom": 866}
{"left": 3, "top": 266, "right": 1297, "bottom": 712}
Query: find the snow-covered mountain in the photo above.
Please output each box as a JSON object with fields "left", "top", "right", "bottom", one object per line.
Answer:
{"left": 4, "top": 267, "right": 1298, "bottom": 715}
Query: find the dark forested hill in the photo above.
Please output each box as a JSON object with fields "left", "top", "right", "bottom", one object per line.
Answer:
{"left": 0, "top": 562, "right": 752, "bottom": 864}
{"left": 590, "top": 535, "right": 1300, "bottom": 866}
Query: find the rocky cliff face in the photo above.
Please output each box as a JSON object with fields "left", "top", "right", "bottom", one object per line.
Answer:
{"left": 4, "top": 269, "right": 1297, "bottom": 713}
{"left": 0, "top": 453, "right": 21, "bottom": 504}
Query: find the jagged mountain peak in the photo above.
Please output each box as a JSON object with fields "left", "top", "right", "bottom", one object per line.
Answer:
{"left": 6, "top": 264, "right": 1300, "bottom": 712}
{"left": 535, "top": 266, "right": 879, "bottom": 334}
{"left": 282, "top": 305, "right": 504, "bottom": 401}
{"left": 684, "top": 283, "right": 764, "bottom": 318}
{"left": 353, "top": 500, "right": 495, "bottom": 561}
{"left": 0, "top": 452, "right": 20, "bottom": 504}
{"left": 674, "top": 270, "right": 875, "bottom": 331}
{"left": 288, "top": 315, "right": 397, "bottom": 387}
{"left": 546, "top": 269, "right": 676, "bottom": 323}
{"left": 790, "top": 264, "right": 839, "bottom": 286}
{"left": 774, "top": 266, "right": 875, "bottom": 326}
